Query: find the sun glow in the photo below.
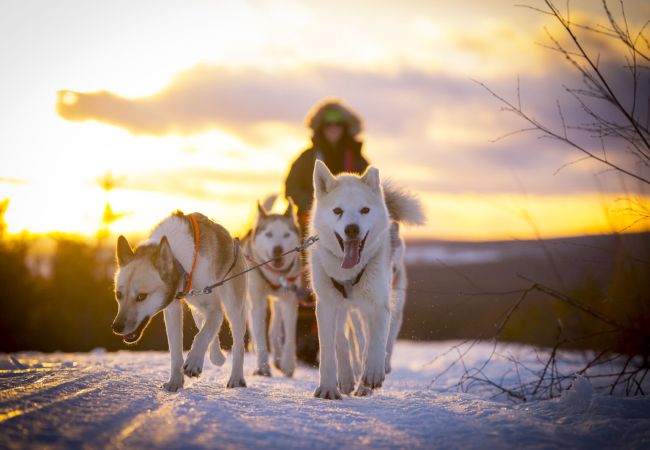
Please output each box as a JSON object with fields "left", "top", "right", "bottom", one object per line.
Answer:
{"left": 1, "top": 1, "right": 648, "bottom": 243}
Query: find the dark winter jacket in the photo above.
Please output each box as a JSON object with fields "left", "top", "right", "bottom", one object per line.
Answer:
{"left": 285, "top": 135, "right": 369, "bottom": 223}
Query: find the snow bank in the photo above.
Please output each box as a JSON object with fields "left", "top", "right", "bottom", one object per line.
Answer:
{"left": 404, "top": 246, "right": 503, "bottom": 265}
{"left": 0, "top": 341, "right": 648, "bottom": 449}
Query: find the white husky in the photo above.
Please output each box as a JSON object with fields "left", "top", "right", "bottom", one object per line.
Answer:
{"left": 309, "top": 161, "right": 424, "bottom": 399}
{"left": 243, "top": 198, "right": 302, "bottom": 377}
{"left": 112, "top": 211, "right": 248, "bottom": 392}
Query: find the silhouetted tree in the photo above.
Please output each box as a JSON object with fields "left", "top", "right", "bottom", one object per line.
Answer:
{"left": 434, "top": 0, "right": 650, "bottom": 401}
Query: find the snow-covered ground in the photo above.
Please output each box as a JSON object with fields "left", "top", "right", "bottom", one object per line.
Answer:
{"left": 1, "top": 341, "right": 649, "bottom": 449}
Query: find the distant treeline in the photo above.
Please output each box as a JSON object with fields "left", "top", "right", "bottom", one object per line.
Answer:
{"left": 0, "top": 238, "right": 203, "bottom": 352}
{"left": 0, "top": 234, "right": 648, "bottom": 359}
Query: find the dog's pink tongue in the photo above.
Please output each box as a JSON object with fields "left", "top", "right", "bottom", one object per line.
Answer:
{"left": 341, "top": 239, "right": 361, "bottom": 269}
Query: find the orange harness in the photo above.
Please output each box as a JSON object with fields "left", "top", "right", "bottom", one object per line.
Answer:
{"left": 182, "top": 213, "right": 201, "bottom": 295}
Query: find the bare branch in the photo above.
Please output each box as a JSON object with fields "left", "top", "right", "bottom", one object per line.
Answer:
{"left": 544, "top": 0, "right": 650, "bottom": 151}
{"left": 473, "top": 79, "right": 650, "bottom": 185}
{"left": 552, "top": 155, "right": 593, "bottom": 175}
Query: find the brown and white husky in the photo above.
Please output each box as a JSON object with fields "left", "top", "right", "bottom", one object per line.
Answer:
{"left": 112, "top": 211, "right": 248, "bottom": 392}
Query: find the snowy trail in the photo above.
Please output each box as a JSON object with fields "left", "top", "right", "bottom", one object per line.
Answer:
{"left": 1, "top": 342, "right": 649, "bottom": 449}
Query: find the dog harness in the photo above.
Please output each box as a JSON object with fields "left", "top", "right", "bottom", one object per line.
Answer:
{"left": 174, "top": 213, "right": 240, "bottom": 300}
{"left": 331, "top": 266, "right": 366, "bottom": 299}
{"left": 245, "top": 252, "right": 303, "bottom": 291}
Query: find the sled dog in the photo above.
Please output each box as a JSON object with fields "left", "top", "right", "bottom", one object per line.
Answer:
{"left": 243, "top": 197, "right": 303, "bottom": 377}
{"left": 309, "top": 161, "right": 424, "bottom": 399}
{"left": 112, "top": 211, "right": 248, "bottom": 392}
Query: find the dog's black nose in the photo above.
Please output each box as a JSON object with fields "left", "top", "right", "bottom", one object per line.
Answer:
{"left": 272, "top": 246, "right": 283, "bottom": 257}
{"left": 344, "top": 224, "right": 360, "bottom": 239}
{"left": 112, "top": 321, "right": 124, "bottom": 334}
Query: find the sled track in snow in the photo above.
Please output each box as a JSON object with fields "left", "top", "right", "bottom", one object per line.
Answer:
{"left": 0, "top": 343, "right": 648, "bottom": 449}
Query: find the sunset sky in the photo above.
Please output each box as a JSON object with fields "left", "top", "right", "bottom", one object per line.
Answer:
{"left": 1, "top": 0, "right": 649, "bottom": 241}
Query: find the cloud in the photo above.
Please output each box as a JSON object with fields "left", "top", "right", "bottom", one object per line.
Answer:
{"left": 57, "top": 59, "right": 645, "bottom": 142}
{"left": 56, "top": 65, "right": 495, "bottom": 138}
{"left": 56, "top": 60, "right": 648, "bottom": 196}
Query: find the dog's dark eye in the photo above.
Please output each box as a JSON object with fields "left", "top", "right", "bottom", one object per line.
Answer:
{"left": 265, "top": 231, "right": 272, "bottom": 238}
{"left": 360, "top": 207, "right": 370, "bottom": 214}
{"left": 283, "top": 232, "right": 290, "bottom": 238}
{"left": 136, "top": 293, "right": 148, "bottom": 302}
{"left": 116, "top": 291, "right": 123, "bottom": 300}
{"left": 333, "top": 207, "right": 343, "bottom": 216}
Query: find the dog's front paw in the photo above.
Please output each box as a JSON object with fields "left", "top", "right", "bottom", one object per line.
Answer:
{"left": 354, "top": 385, "right": 373, "bottom": 397}
{"left": 314, "top": 385, "right": 342, "bottom": 400}
{"left": 183, "top": 352, "right": 204, "bottom": 378}
{"left": 226, "top": 375, "right": 247, "bottom": 388}
{"left": 209, "top": 345, "right": 226, "bottom": 367}
{"left": 279, "top": 356, "right": 295, "bottom": 378}
{"left": 163, "top": 375, "right": 184, "bottom": 392}
{"left": 362, "top": 361, "right": 385, "bottom": 389}
{"left": 253, "top": 367, "right": 272, "bottom": 377}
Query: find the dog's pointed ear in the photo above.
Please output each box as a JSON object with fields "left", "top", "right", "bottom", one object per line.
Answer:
{"left": 257, "top": 200, "right": 269, "bottom": 218}
{"left": 284, "top": 197, "right": 297, "bottom": 218}
{"left": 154, "top": 236, "right": 175, "bottom": 275}
{"left": 313, "top": 160, "right": 337, "bottom": 196}
{"left": 360, "top": 166, "right": 380, "bottom": 191}
{"left": 116, "top": 235, "right": 134, "bottom": 267}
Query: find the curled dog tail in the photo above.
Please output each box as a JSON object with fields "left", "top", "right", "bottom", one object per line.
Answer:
{"left": 382, "top": 181, "right": 426, "bottom": 226}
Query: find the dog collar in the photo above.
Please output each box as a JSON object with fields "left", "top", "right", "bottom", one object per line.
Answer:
{"left": 247, "top": 254, "right": 303, "bottom": 291}
{"left": 331, "top": 266, "right": 366, "bottom": 299}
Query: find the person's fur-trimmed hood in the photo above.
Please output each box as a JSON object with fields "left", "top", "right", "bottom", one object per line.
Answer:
{"left": 305, "top": 98, "right": 363, "bottom": 138}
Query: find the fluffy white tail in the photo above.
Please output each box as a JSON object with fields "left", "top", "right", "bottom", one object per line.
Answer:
{"left": 382, "top": 181, "right": 426, "bottom": 226}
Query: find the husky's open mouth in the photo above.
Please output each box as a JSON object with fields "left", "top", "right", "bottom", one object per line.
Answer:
{"left": 272, "top": 256, "right": 284, "bottom": 269}
{"left": 335, "top": 231, "right": 368, "bottom": 269}
{"left": 122, "top": 316, "right": 151, "bottom": 344}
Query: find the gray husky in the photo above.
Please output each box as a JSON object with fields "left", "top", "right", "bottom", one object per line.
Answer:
{"left": 112, "top": 211, "right": 248, "bottom": 392}
{"left": 242, "top": 198, "right": 302, "bottom": 377}
{"left": 309, "top": 161, "right": 424, "bottom": 399}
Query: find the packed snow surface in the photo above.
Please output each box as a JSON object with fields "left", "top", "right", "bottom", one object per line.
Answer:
{"left": 1, "top": 341, "right": 649, "bottom": 449}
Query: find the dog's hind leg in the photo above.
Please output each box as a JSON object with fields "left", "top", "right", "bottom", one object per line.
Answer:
{"left": 163, "top": 300, "right": 184, "bottom": 392}
{"left": 356, "top": 292, "right": 389, "bottom": 391}
{"left": 223, "top": 287, "right": 247, "bottom": 388}
{"left": 249, "top": 293, "right": 272, "bottom": 376}
{"left": 336, "top": 307, "right": 355, "bottom": 395}
{"left": 269, "top": 300, "right": 283, "bottom": 371}
{"left": 183, "top": 300, "right": 221, "bottom": 378}
{"left": 277, "top": 297, "right": 297, "bottom": 377}
{"left": 209, "top": 307, "right": 226, "bottom": 366}
{"left": 385, "top": 287, "right": 405, "bottom": 374}
{"left": 348, "top": 309, "right": 366, "bottom": 379}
